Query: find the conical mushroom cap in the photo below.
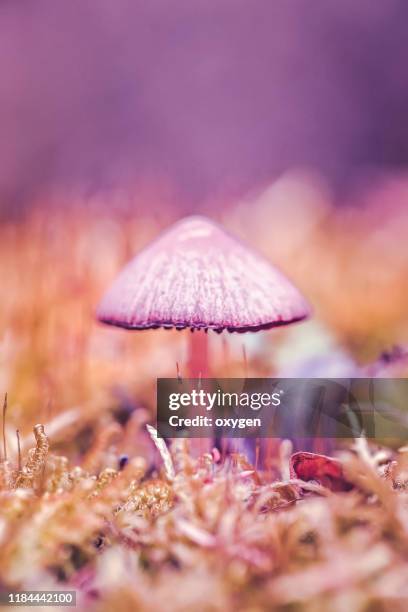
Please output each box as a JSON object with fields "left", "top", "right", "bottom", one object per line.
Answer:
{"left": 97, "top": 216, "right": 310, "bottom": 333}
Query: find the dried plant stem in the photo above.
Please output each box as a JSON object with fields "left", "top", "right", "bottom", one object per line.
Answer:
{"left": 15, "top": 424, "right": 49, "bottom": 489}
{"left": 242, "top": 344, "right": 248, "bottom": 377}
{"left": 146, "top": 424, "right": 175, "bottom": 481}
{"left": 16, "top": 429, "right": 22, "bottom": 471}
{"left": 176, "top": 361, "right": 182, "bottom": 382}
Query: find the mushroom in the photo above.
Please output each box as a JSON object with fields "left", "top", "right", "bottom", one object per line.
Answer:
{"left": 97, "top": 215, "right": 310, "bottom": 377}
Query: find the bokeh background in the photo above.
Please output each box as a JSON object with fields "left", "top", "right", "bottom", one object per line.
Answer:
{"left": 0, "top": 1, "right": 407, "bottom": 444}
{"left": 2, "top": 0, "right": 408, "bottom": 209}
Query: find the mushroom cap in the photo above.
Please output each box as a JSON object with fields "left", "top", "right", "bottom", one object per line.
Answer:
{"left": 97, "top": 216, "right": 310, "bottom": 333}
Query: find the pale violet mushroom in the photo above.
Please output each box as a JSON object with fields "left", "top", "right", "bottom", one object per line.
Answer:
{"left": 97, "top": 216, "right": 311, "bottom": 376}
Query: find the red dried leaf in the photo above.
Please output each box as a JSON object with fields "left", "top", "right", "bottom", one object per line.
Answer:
{"left": 290, "top": 451, "right": 353, "bottom": 492}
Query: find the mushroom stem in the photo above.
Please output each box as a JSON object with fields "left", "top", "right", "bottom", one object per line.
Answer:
{"left": 188, "top": 330, "right": 210, "bottom": 457}
{"left": 188, "top": 330, "right": 209, "bottom": 378}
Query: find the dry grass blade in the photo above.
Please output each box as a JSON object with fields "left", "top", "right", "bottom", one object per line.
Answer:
{"left": 177, "top": 518, "right": 216, "bottom": 547}
{"left": 146, "top": 424, "right": 175, "bottom": 481}
{"left": 16, "top": 429, "right": 21, "bottom": 472}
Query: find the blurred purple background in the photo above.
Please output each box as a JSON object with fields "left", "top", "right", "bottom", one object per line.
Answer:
{"left": 1, "top": 0, "right": 408, "bottom": 213}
